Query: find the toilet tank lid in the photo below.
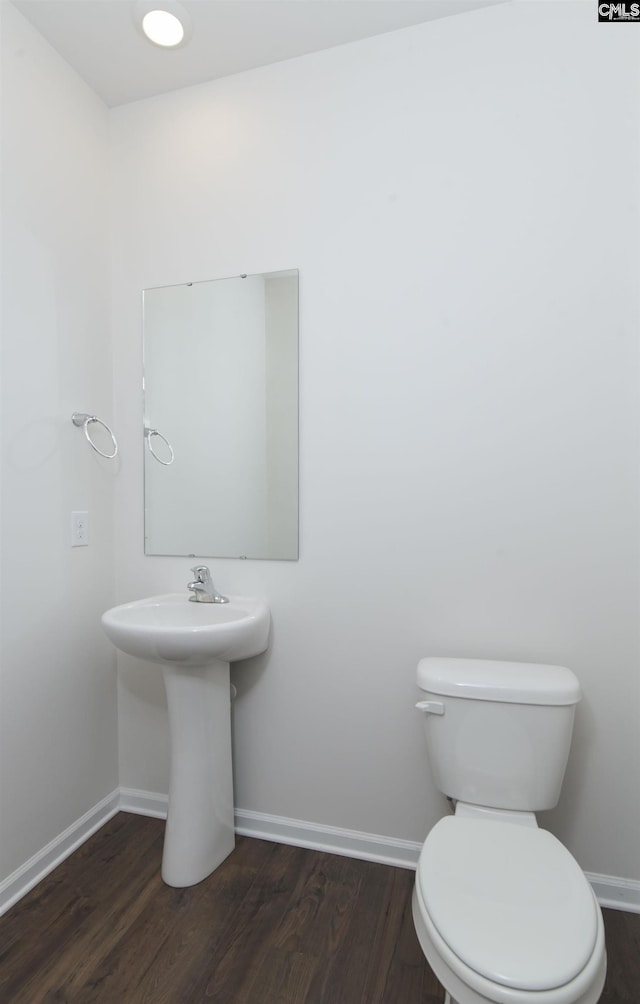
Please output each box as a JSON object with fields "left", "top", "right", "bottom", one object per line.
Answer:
{"left": 417, "top": 657, "right": 581, "bottom": 705}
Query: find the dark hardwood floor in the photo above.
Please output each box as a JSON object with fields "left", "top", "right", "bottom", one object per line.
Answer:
{"left": 0, "top": 813, "right": 638, "bottom": 1003}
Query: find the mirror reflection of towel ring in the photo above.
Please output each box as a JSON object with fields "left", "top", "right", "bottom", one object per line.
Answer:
{"left": 71, "top": 413, "right": 118, "bottom": 459}
{"left": 145, "top": 427, "right": 174, "bottom": 466}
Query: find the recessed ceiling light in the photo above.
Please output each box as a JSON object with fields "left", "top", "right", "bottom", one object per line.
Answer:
{"left": 143, "top": 10, "right": 184, "bottom": 47}
{"left": 133, "top": 1, "right": 192, "bottom": 49}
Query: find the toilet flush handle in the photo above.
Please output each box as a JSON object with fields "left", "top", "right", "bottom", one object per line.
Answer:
{"left": 415, "top": 700, "right": 445, "bottom": 715}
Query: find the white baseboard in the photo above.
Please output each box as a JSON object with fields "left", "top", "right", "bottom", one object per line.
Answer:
{"left": 119, "top": 786, "right": 168, "bottom": 819}
{"left": 234, "top": 807, "right": 423, "bottom": 870}
{"left": 117, "top": 792, "right": 422, "bottom": 869}
{"left": 0, "top": 788, "right": 120, "bottom": 917}
{"left": 586, "top": 871, "right": 640, "bottom": 914}
{"left": 2, "top": 788, "right": 639, "bottom": 916}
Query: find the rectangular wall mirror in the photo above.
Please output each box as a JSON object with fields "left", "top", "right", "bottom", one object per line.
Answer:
{"left": 143, "top": 269, "right": 298, "bottom": 560}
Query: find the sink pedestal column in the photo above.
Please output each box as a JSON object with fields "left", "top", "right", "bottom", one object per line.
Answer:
{"left": 161, "top": 658, "right": 235, "bottom": 887}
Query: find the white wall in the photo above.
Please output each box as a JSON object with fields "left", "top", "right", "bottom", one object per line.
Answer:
{"left": 0, "top": 4, "right": 118, "bottom": 883}
{"left": 111, "top": 1, "right": 640, "bottom": 883}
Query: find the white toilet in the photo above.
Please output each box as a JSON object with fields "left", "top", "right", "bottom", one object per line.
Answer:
{"left": 413, "top": 657, "right": 607, "bottom": 1004}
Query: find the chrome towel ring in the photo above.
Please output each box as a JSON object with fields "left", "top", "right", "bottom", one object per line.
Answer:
{"left": 72, "top": 412, "right": 118, "bottom": 459}
{"left": 145, "top": 427, "right": 174, "bottom": 466}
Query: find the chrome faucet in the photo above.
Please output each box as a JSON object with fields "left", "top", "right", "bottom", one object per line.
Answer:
{"left": 187, "top": 565, "right": 229, "bottom": 604}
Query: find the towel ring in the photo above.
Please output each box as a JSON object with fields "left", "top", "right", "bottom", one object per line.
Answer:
{"left": 145, "top": 427, "right": 174, "bottom": 466}
{"left": 72, "top": 413, "right": 118, "bottom": 459}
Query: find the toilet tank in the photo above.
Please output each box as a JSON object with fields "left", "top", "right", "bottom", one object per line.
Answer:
{"left": 417, "top": 658, "right": 581, "bottom": 812}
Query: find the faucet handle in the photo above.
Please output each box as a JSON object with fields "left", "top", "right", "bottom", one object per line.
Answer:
{"left": 190, "top": 564, "right": 211, "bottom": 583}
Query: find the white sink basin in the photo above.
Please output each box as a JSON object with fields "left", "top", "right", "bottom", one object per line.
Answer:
{"left": 101, "top": 592, "right": 270, "bottom": 667}
{"left": 101, "top": 589, "right": 270, "bottom": 888}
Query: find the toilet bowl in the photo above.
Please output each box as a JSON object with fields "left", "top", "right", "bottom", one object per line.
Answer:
{"left": 412, "top": 815, "right": 606, "bottom": 1004}
{"left": 412, "top": 658, "right": 607, "bottom": 1004}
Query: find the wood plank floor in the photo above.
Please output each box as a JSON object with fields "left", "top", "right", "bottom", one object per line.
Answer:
{"left": 0, "top": 813, "right": 638, "bottom": 1003}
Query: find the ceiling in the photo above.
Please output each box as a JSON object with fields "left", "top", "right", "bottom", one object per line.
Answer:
{"left": 10, "top": 0, "right": 503, "bottom": 107}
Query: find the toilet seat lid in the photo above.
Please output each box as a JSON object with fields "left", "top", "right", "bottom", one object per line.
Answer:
{"left": 417, "top": 816, "right": 598, "bottom": 991}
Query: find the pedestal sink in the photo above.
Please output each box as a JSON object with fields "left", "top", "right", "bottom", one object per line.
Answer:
{"left": 101, "top": 592, "right": 270, "bottom": 887}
